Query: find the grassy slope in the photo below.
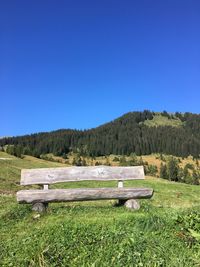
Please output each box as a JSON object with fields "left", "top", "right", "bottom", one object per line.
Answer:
{"left": 142, "top": 114, "right": 183, "bottom": 127}
{"left": 1, "top": 152, "right": 200, "bottom": 266}
{"left": 0, "top": 151, "right": 64, "bottom": 193}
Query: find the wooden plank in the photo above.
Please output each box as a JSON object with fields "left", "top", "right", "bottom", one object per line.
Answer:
{"left": 17, "top": 187, "right": 153, "bottom": 203}
{"left": 21, "top": 166, "right": 145, "bottom": 185}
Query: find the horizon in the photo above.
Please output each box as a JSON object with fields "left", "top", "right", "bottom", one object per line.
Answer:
{"left": 1, "top": 1, "right": 200, "bottom": 136}
{"left": 1, "top": 109, "right": 199, "bottom": 138}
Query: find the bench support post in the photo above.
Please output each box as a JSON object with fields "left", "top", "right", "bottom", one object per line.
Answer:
{"left": 43, "top": 184, "right": 49, "bottom": 190}
{"left": 118, "top": 180, "right": 123, "bottom": 188}
{"left": 32, "top": 202, "right": 48, "bottom": 213}
{"left": 116, "top": 199, "right": 140, "bottom": 210}
{"left": 118, "top": 180, "right": 124, "bottom": 205}
{"left": 124, "top": 199, "right": 140, "bottom": 210}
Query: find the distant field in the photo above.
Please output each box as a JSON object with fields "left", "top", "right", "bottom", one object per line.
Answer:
{"left": 142, "top": 114, "right": 183, "bottom": 127}
{"left": 47, "top": 152, "right": 200, "bottom": 174}
{"left": 1, "top": 152, "right": 200, "bottom": 266}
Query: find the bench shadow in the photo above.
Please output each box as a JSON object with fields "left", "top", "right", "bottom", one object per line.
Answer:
{"left": 48, "top": 200, "right": 122, "bottom": 213}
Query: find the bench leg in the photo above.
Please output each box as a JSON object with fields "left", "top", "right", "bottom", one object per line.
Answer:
{"left": 32, "top": 202, "right": 48, "bottom": 213}
{"left": 124, "top": 199, "right": 140, "bottom": 210}
{"left": 117, "top": 199, "right": 140, "bottom": 210}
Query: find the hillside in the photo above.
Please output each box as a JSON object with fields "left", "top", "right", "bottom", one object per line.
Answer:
{"left": 1, "top": 110, "right": 200, "bottom": 159}
{"left": 142, "top": 113, "right": 183, "bottom": 127}
{"left": 0, "top": 151, "right": 64, "bottom": 194}
{"left": 1, "top": 152, "right": 200, "bottom": 266}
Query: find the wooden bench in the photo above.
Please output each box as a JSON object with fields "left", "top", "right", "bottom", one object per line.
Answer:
{"left": 17, "top": 166, "right": 153, "bottom": 212}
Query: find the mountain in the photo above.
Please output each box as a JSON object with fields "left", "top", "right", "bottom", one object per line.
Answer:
{"left": 1, "top": 110, "right": 200, "bottom": 158}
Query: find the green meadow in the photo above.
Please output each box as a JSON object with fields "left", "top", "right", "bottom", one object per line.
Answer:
{"left": 1, "top": 151, "right": 200, "bottom": 266}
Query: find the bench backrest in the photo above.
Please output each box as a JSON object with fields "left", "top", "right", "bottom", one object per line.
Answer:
{"left": 21, "top": 166, "right": 145, "bottom": 185}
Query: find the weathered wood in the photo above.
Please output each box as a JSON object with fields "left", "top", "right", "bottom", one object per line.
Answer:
{"left": 124, "top": 199, "right": 140, "bottom": 210}
{"left": 32, "top": 202, "right": 48, "bottom": 212}
{"left": 17, "top": 188, "right": 153, "bottom": 203}
{"left": 21, "top": 166, "right": 145, "bottom": 185}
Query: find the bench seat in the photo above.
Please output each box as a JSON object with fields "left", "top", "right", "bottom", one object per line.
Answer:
{"left": 17, "top": 187, "right": 153, "bottom": 204}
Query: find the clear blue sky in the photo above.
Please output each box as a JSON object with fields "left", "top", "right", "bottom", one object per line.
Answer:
{"left": 1, "top": 0, "right": 200, "bottom": 136}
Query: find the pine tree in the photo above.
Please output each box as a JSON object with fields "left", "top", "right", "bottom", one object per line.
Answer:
{"left": 167, "top": 157, "right": 179, "bottom": 181}
{"left": 192, "top": 170, "right": 200, "bottom": 185}
{"left": 160, "top": 163, "right": 168, "bottom": 179}
{"left": 119, "top": 156, "right": 127, "bottom": 166}
{"left": 82, "top": 158, "right": 87, "bottom": 166}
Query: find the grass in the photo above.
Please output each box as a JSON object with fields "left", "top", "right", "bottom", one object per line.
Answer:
{"left": 0, "top": 151, "right": 64, "bottom": 193}
{"left": 142, "top": 114, "right": 183, "bottom": 128}
{"left": 1, "top": 152, "right": 200, "bottom": 266}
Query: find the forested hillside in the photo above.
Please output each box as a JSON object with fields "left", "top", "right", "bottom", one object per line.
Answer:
{"left": 1, "top": 110, "right": 200, "bottom": 158}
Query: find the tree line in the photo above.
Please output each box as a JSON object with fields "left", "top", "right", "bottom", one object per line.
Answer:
{"left": 1, "top": 110, "right": 200, "bottom": 158}
{"left": 160, "top": 157, "right": 200, "bottom": 185}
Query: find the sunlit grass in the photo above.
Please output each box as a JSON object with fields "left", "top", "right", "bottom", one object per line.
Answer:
{"left": 1, "top": 152, "right": 200, "bottom": 266}
{"left": 142, "top": 114, "right": 183, "bottom": 127}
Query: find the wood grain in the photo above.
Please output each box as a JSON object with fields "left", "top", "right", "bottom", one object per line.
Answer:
{"left": 21, "top": 166, "right": 145, "bottom": 185}
{"left": 17, "top": 187, "right": 153, "bottom": 203}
